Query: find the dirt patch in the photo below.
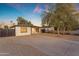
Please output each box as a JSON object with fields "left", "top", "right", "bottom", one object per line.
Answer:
{"left": 40, "top": 33, "right": 79, "bottom": 41}
{"left": 0, "top": 38, "right": 47, "bottom": 56}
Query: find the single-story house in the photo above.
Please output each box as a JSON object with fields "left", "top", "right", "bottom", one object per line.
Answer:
{"left": 0, "top": 24, "right": 54, "bottom": 37}
{"left": 15, "top": 25, "right": 39, "bottom": 36}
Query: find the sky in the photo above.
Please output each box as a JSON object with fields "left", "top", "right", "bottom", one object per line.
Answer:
{"left": 0, "top": 3, "right": 79, "bottom": 26}
{"left": 0, "top": 3, "right": 49, "bottom": 26}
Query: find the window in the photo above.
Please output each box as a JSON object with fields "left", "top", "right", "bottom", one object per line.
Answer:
{"left": 20, "top": 27, "right": 27, "bottom": 33}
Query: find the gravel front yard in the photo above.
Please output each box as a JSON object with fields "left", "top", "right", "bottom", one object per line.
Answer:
{"left": 0, "top": 33, "right": 79, "bottom": 56}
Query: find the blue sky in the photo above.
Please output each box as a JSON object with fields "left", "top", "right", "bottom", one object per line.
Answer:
{"left": 0, "top": 3, "right": 47, "bottom": 26}
{"left": 0, "top": 3, "right": 79, "bottom": 26}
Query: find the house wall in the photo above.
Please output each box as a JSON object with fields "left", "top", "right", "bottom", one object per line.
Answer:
{"left": 15, "top": 27, "right": 32, "bottom": 36}
{"left": 32, "top": 28, "right": 38, "bottom": 34}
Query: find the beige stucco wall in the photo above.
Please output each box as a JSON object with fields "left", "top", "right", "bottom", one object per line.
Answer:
{"left": 15, "top": 27, "right": 32, "bottom": 36}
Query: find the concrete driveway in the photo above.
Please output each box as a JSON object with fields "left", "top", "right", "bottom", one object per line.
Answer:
{"left": 0, "top": 34, "right": 79, "bottom": 56}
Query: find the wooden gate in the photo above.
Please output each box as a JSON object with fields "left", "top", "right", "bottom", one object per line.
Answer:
{"left": 0, "top": 29, "right": 15, "bottom": 37}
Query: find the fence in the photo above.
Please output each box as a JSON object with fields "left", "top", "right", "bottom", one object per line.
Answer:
{"left": 0, "top": 29, "right": 15, "bottom": 37}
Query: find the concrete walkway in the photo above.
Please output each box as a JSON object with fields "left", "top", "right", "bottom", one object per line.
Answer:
{"left": 0, "top": 34, "right": 79, "bottom": 56}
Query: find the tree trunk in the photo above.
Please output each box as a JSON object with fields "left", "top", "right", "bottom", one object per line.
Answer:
{"left": 62, "top": 27, "right": 65, "bottom": 35}
{"left": 57, "top": 27, "right": 60, "bottom": 36}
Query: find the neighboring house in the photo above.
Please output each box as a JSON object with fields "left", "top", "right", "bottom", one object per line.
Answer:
{"left": 0, "top": 22, "right": 15, "bottom": 29}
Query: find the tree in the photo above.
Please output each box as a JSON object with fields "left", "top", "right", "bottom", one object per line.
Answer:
{"left": 17, "top": 17, "right": 29, "bottom": 27}
{"left": 55, "top": 4, "right": 79, "bottom": 34}
{"left": 4, "top": 25, "right": 9, "bottom": 29}
{"left": 41, "top": 11, "right": 52, "bottom": 27}
{"left": 16, "top": 17, "right": 34, "bottom": 27}
{"left": 41, "top": 3, "right": 79, "bottom": 35}
{"left": 28, "top": 21, "right": 33, "bottom": 27}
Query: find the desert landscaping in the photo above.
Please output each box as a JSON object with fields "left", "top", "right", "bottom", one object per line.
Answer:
{"left": 0, "top": 33, "right": 79, "bottom": 56}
